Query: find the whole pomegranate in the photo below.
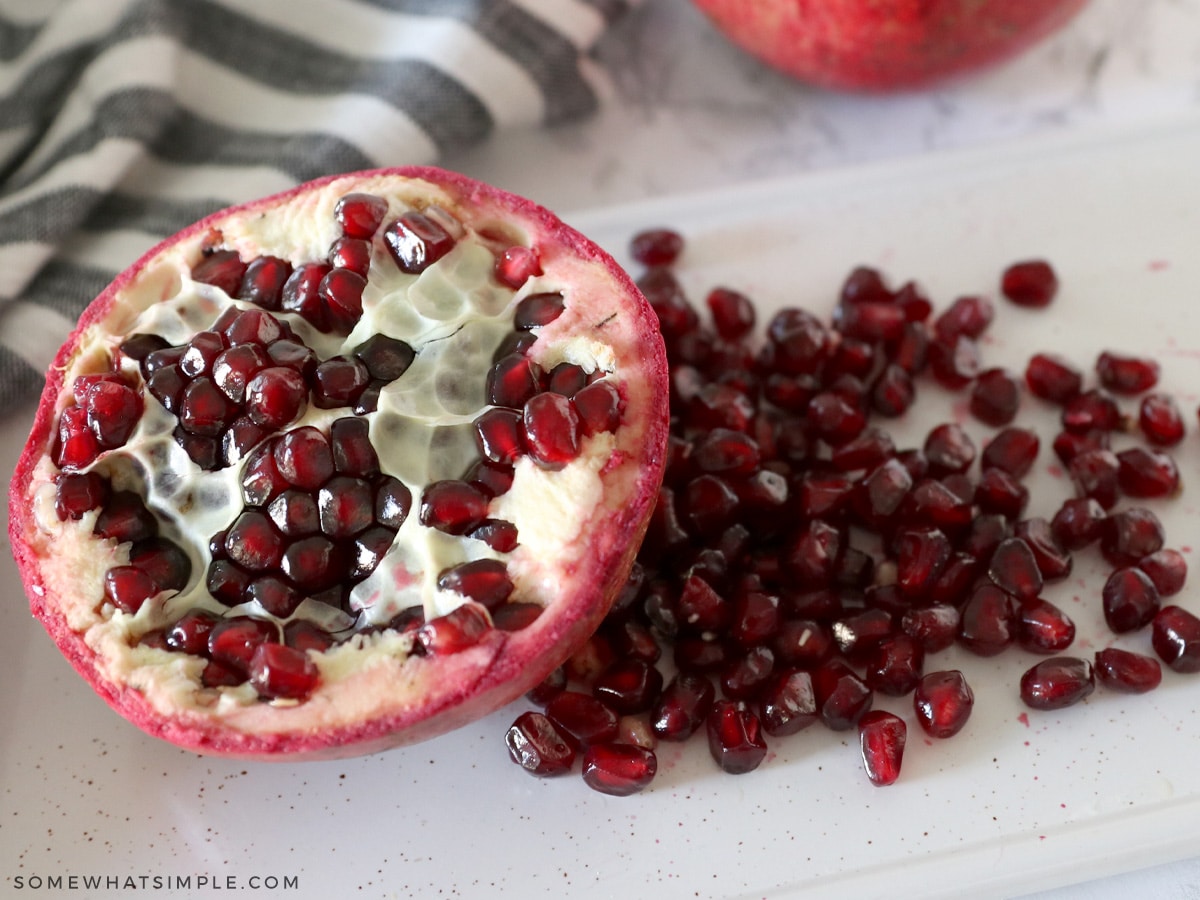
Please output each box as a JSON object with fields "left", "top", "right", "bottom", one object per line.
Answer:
{"left": 9, "top": 167, "right": 669, "bottom": 760}
{"left": 689, "top": 0, "right": 1090, "bottom": 91}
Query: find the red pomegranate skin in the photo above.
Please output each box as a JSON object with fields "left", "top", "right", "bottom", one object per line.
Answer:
{"left": 9, "top": 167, "right": 670, "bottom": 760}
{"left": 688, "top": 0, "right": 1090, "bottom": 91}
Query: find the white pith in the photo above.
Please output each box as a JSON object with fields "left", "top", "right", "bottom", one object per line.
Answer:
{"left": 21, "top": 172, "right": 654, "bottom": 742}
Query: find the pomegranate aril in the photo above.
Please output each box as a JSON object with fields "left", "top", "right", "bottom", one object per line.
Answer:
{"left": 959, "top": 512, "right": 1011, "bottom": 561}
{"left": 1096, "top": 350, "right": 1159, "bottom": 395}
{"left": 54, "top": 406, "right": 100, "bottom": 470}
{"left": 246, "top": 576, "right": 303, "bottom": 617}
{"left": 720, "top": 645, "right": 775, "bottom": 700}
{"left": 437, "top": 559, "right": 513, "bottom": 610}
{"left": 1025, "top": 352, "right": 1082, "bottom": 404}
{"left": 272, "top": 426, "right": 334, "bottom": 492}
{"left": 1101, "top": 507, "right": 1165, "bottom": 567}
{"left": 487, "top": 354, "right": 543, "bottom": 409}
{"left": 83, "top": 380, "right": 141, "bottom": 449}
{"left": 506, "top": 711, "right": 575, "bottom": 777}
{"left": 335, "top": 192, "right": 387, "bottom": 239}
{"left": 249, "top": 642, "right": 319, "bottom": 700}
{"left": 281, "top": 536, "right": 344, "bottom": 592}
{"left": 806, "top": 390, "right": 866, "bottom": 446}
{"left": 1152, "top": 605, "right": 1200, "bottom": 673}
{"left": 581, "top": 743, "right": 657, "bottom": 796}
{"left": 313, "top": 356, "right": 370, "bottom": 408}
{"left": 975, "top": 467, "right": 1029, "bottom": 519}
{"left": 102, "top": 566, "right": 158, "bottom": 614}
{"left": 419, "top": 479, "right": 490, "bottom": 536}
{"left": 164, "top": 608, "right": 221, "bottom": 655}
{"left": 93, "top": 491, "right": 158, "bottom": 543}
{"left": 1051, "top": 497, "right": 1106, "bottom": 550}
{"left": 707, "top": 287, "right": 755, "bottom": 340}
{"left": 469, "top": 518, "right": 519, "bottom": 552}
{"left": 913, "top": 669, "right": 973, "bottom": 738}
{"left": 837, "top": 300, "right": 906, "bottom": 343}
{"left": 771, "top": 618, "right": 834, "bottom": 668}
{"left": 207, "top": 616, "right": 279, "bottom": 674}
{"left": 238, "top": 256, "right": 292, "bottom": 310}
{"left": 128, "top": 537, "right": 191, "bottom": 592}
{"left": 707, "top": 700, "right": 767, "bottom": 774}
{"left": 651, "top": 672, "right": 714, "bottom": 741}
{"left": 859, "top": 710, "right": 906, "bottom": 787}
{"left": 546, "top": 362, "right": 589, "bottom": 397}
{"left": 281, "top": 262, "right": 333, "bottom": 329}
{"left": 328, "top": 236, "right": 372, "bottom": 277}
{"left": 546, "top": 690, "right": 620, "bottom": 746}
{"left": 593, "top": 659, "right": 664, "bottom": 714}
{"left": 853, "top": 458, "right": 912, "bottom": 530}
{"left": 1062, "top": 388, "right": 1124, "bottom": 434}
{"left": 383, "top": 210, "right": 455, "bottom": 274}
{"left": 959, "top": 583, "right": 1018, "bottom": 657}
{"left": 934, "top": 295, "right": 993, "bottom": 340}
{"left": 416, "top": 603, "right": 492, "bottom": 654}
{"left": 474, "top": 407, "right": 524, "bottom": 465}
{"left": 317, "top": 476, "right": 374, "bottom": 539}
{"left": 1094, "top": 647, "right": 1162, "bottom": 693}
{"left": 987, "top": 537, "right": 1043, "bottom": 602}
{"left": 513, "top": 291, "right": 566, "bottom": 330}
{"left": 901, "top": 603, "right": 960, "bottom": 653}
{"left": 1102, "top": 568, "right": 1160, "bottom": 634}
{"left": 1002, "top": 259, "right": 1058, "bottom": 307}
{"left": 266, "top": 339, "right": 317, "bottom": 378}
{"left": 1116, "top": 447, "right": 1179, "bottom": 498}
{"left": 1014, "top": 517, "right": 1072, "bottom": 581}
{"left": 54, "top": 472, "right": 109, "bottom": 520}
{"left": 351, "top": 526, "right": 397, "bottom": 580}
{"left": 970, "top": 367, "right": 1021, "bottom": 426}
{"left": 728, "top": 588, "right": 781, "bottom": 648}
{"left": 192, "top": 249, "right": 246, "bottom": 295}
{"left": 1020, "top": 657, "right": 1094, "bottom": 710}
{"left": 119, "top": 333, "right": 170, "bottom": 363}
{"left": 1018, "top": 597, "right": 1076, "bottom": 654}
{"left": 374, "top": 476, "right": 413, "bottom": 529}
{"left": 1138, "top": 393, "right": 1185, "bottom": 446}
{"left": 924, "top": 333, "right": 982, "bottom": 390}
{"left": 923, "top": 422, "right": 976, "bottom": 476}
{"left": 630, "top": 228, "right": 684, "bottom": 267}
{"left": 202, "top": 659, "right": 247, "bottom": 688}
{"left": 572, "top": 380, "right": 622, "bottom": 436}
{"left": 206, "top": 560, "right": 251, "bottom": 606}
{"left": 863, "top": 633, "right": 924, "bottom": 696}
{"left": 179, "top": 377, "right": 235, "bottom": 436}
{"left": 981, "top": 426, "right": 1039, "bottom": 477}
{"left": 813, "top": 660, "right": 873, "bottom": 731}
{"left": 1138, "top": 548, "right": 1187, "bottom": 597}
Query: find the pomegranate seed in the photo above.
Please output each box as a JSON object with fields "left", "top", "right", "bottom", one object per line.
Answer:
{"left": 506, "top": 710, "right": 575, "bottom": 777}
{"left": 207, "top": 617, "right": 279, "bottom": 674}
{"left": 383, "top": 210, "right": 455, "bottom": 273}
{"left": 757, "top": 668, "right": 818, "bottom": 737}
{"left": 83, "top": 380, "right": 141, "bottom": 448}
{"left": 960, "top": 512, "right": 1011, "bottom": 560}
{"left": 1152, "top": 605, "right": 1200, "bottom": 673}
{"left": 581, "top": 743, "right": 657, "bottom": 796}
{"left": 959, "top": 583, "right": 1018, "bottom": 656}
{"left": 1094, "top": 648, "right": 1163, "bottom": 693}
{"left": 317, "top": 476, "right": 374, "bottom": 538}
{"left": 119, "top": 333, "right": 170, "bottom": 363}
{"left": 328, "top": 236, "right": 372, "bottom": 276}
{"left": 870, "top": 363, "right": 915, "bottom": 417}
{"left": 771, "top": 618, "right": 834, "bottom": 669}
{"left": 728, "top": 588, "right": 781, "bottom": 648}
{"left": 249, "top": 642, "right": 319, "bottom": 700}
{"left": 651, "top": 673, "right": 714, "bottom": 741}
{"left": 1001, "top": 259, "right": 1058, "bottom": 307}
{"left": 928, "top": 334, "right": 981, "bottom": 389}
{"left": 859, "top": 710, "right": 906, "bottom": 787}
{"left": 274, "top": 426, "right": 334, "bottom": 491}
{"left": 375, "top": 477, "right": 413, "bottom": 529}
{"left": 1062, "top": 388, "right": 1124, "bottom": 433}
{"left": 1050, "top": 496, "right": 1106, "bottom": 550}
{"left": 1096, "top": 350, "right": 1159, "bottom": 394}
{"left": 1134, "top": 391, "right": 1184, "bottom": 447}
{"left": 901, "top": 603, "right": 960, "bottom": 653}
{"left": 54, "top": 472, "right": 109, "bottom": 520}
{"left": 894, "top": 526, "right": 951, "bottom": 600}
{"left": 201, "top": 659, "right": 247, "bottom": 688}
{"left": 1101, "top": 507, "right": 1164, "bottom": 567}
{"left": 469, "top": 518, "right": 519, "bottom": 552}
{"left": 1052, "top": 428, "right": 1110, "bottom": 466}
{"left": 246, "top": 575, "right": 303, "bottom": 617}
{"left": 813, "top": 660, "right": 873, "bottom": 730}
{"left": 980, "top": 426, "right": 1039, "bottom": 477}
{"left": 179, "top": 377, "right": 234, "bottom": 436}
{"left": 1014, "top": 517, "right": 1073, "bottom": 581}
{"left": 206, "top": 560, "right": 251, "bottom": 606}
{"left": 102, "top": 566, "right": 159, "bottom": 614}
{"left": 838, "top": 266, "right": 891, "bottom": 303}
{"left": 913, "top": 670, "right": 973, "bottom": 738}
{"left": 837, "top": 300, "right": 906, "bottom": 343}
{"left": 806, "top": 391, "right": 866, "bottom": 446}
{"left": 128, "top": 537, "right": 191, "bottom": 591}
{"left": 975, "top": 466, "right": 1029, "bottom": 519}
{"left": 1020, "top": 657, "right": 1094, "bottom": 710}
{"left": 487, "top": 354, "right": 543, "bottom": 409}
{"left": 192, "top": 249, "right": 246, "bottom": 295}
{"left": 513, "top": 292, "right": 566, "bottom": 330}
{"left": 238, "top": 256, "right": 293, "bottom": 310}
{"left": 1018, "top": 597, "right": 1076, "bottom": 653}
{"left": 522, "top": 392, "right": 581, "bottom": 469}
{"left": 164, "top": 608, "right": 220, "bottom": 655}
{"left": 987, "top": 537, "right": 1043, "bottom": 602}
{"left": 494, "top": 245, "right": 543, "bottom": 289}
{"left": 707, "top": 287, "right": 755, "bottom": 340}
{"left": 572, "top": 380, "right": 622, "bottom": 436}
{"left": 923, "top": 422, "right": 975, "bottom": 475}
{"left": 525, "top": 667, "right": 567, "bottom": 706}
{"left": 593, "top": 659, "right": 664, "bottom": 714}
{"left": 970, "top": 367, "right": 1021, "bottom": 426}
{"left": 706, "top": 700, "right": 767, "bottom": 774}
{"left": 1025, "top": 352, "right": 1082, "bottom": 404}
{"left": 863, "top": 633, "right": 924, "bottom": 696}
{"left": 892, "top": 321, "right": 930, "bottom": 373}
{"left": 54, "top": 406, "right": 101, "bottom": 470}
{"left": 853, "top": 458, "right": 912, "bottom": 530}
{"left": 630, "top": 228, "right": 684, "bottom": 266}
{"left": 1138, "top": 548, "right": 1187, "bottom": 597}
{"left": 351, "top": 526, "right": 396, "bottom": 580}
{"left": 335, "top": 192, "right": 387, "bottom": 239}
{"left": 720, "top": 645, "right": 776, "bottom": 700}
{"left": 416, "top": 603, "right": 492, "bottom": 654}
{"left": 935, "top": 295, "right": 993, "bottom": 340}
{"left": 267, "top": 339, "right": 317, "bottom": 378}
{"left": 224, "top": 511, "right": 284, "bottom": 571}
{"left": 546, "top": 691, "right": 620, "bottom": 746}
{"left": 1102, "top": 568, "right": 1160, "bottom": 634}
{"left": 1116, "top": 447, "right": 1180, "bottom": 498}
{"left": 437, "top": 559, "right": 513, "bottom": 610}
{"left": 242, "top": 367, "right": 306, "bottom": 429}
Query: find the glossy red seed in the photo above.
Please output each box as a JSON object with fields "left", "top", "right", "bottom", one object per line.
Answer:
{"left": 383, "top": 210, "right": 455, "bottom": 274}
{"left": 1101, "top": 507, "right": 1165, "bottom": 567}
{"left": 706, "top": 700, "right": 767, "bottom": 774}
{"left": 54, "top": 472, "right": 110, "bottom": 520}
{"left": 1024, "top": 352, "right": 1082, "bottom": 404}
{"left": 593, "top": 659, "right": 665, "bottom": 714}
{"left": 192, "top": 249, "right": 246, "bottom": 295}
{"left": 237, "top": 256, "right": 292, "bottom": 310}
{"left": 837, "top": 300, "right": 907, "bottom": 343}
{"left": 1102, "top": 567, "right": 1160, "bottom": 633}
{"left": 546, "top": 691, "right": 620, "bottom": 746}
{"left": 335, "top": 192, "right": 388, "bottom": 239}
{"left": 771, "top": 619, "right": 834, "bottom": 669}
{"left": 416, "top": 603, "right": 492, "bottom": 654}
{"left": 1096, "top": 350, "right": 1159, "bottom": 395}
{"left": 513, "top": 292, "right": 566, "bottom": 330}
{"left": 83, "top": 380, "right": 141, "bottom": 448}
{"left": 975, "top": 466, "right": 1029, "bottom": 519}
{"left": 328, "top": 236, "right": 372, "bottom": 276}
{"left": 651, "top": 673, "right": 715, "bottom": 741}
{"left": 572, "top": 380, "right": 622, "bottom": 436}
{"left": 164, "top": 608, "right": 220, "bottom": 655}
{"left": 630, "top": 228, "right": 684, "bottom": 266}
{"left": 1014, "top": 517, "right": 1073, "bottom": 581}
{"left": 720, "top": 645, "right": 776, "bottom": 701}
{"left": 1152, "top": 605, "right": 1200, "bottom": 673}
{"left": 487, "top": 354, "right": 543, "bottom": 409}
{"left": 970, "top": 367, "right": 1021, "bottom": 426}
{"left": 1138, "top": 549, "right": 1187, "bottom": 597}
{"left": 1138, "top": 393, "right": 1186, "bottom": 446}
{"left": 522, "top": 391, "right": 581, "bottom": 469}
{"left": 813, "top": 660, "right": 873, "bottom": 731}
{"left": 913, "top": 670, "right": 973, "bottom": 738}
{"left": 474, "top": 407, "right": 525, "bottom": 465}
{"left": 273, "top": 426, "right": 334, "bottom": 492}
{"left": 863, "top": 633, "right": 924, "bottom": 696}
{"left": 506, "top": 711, "right": 575, "bottom": 777}
{"left": 756, "top": 668, "right": 818, "bottom": 737}
{"left": 706, "top": 287, "right": 756, "bottom": 340}
{"left": 870, "top": 363, "right": 915, "bottom": 417}
{"left": 859, "top": 710, "right": 906, "bottom": 787}
{"left": 1020, "top": 657, "right": 1094, "bottom": 710}
{"left": 207, "top": 617, "right": 279, "bottom": 674}
{"left": 987, "top": 537, "right": 1043, "bottom": 603}
{"left": 901, "top": 603, "right": 960, "bottom": 653}
{"left": 436, "top": 559, "right": 513, "bottom": 610}
{"left": 494, "top": 245, "right": 543, "bottom": 289}
{"left": 418, "top": 480, "right": 490, "bottom": 535}
{"left": 102, "top": 566, "right": 159, "bottom": 614}
{"left": 959, "top": 583, "right": 1018, "bottom": 657}
{"left": 1116, "top": 447, "right": 1180, "bottom": 498}
{"left": 981, "top": 426, "right": 1039, "bottom": 477}
{"left": 248, "top": 642, "right": 319, "bottom": 700}
{"left": 728, "top": 588, "right": 781, "bottom": 649}
{"left": 894, "top": 526, "right": 952, "bottom": 600}
{"left": 1095, "top": 647, "right": 1163, "bottom": 693}
{"left": 581, "top": 743, "right": 657, "bottom": 796}
{"left": 128, "top": 537, "right": 191, "bottom": 591}
{"left": 375, "top": 477, "right": 413, "bottom": 529}
{"left": 935, "top": 295, "right": 994, "bottom": 340}
{"left": 1001, "top": 259, "right": 1058, "bottom": 307}
{"left": 1062, "top": 388, "right": 1124, "bottom": 433}
{"left": 52, "top": 407, "right": 99, "bottom": 471}
{"left": 1050, "top": 496, "right": 1106, "bottom": 550}
{"left": 1018, "top": 597, "right": 1076, "bottom": 654}
{"left": 928, "top": 334, "right": 981, "bottom": 389}
{"left": 923, "top": 422, "right": 975, "bottom": 475}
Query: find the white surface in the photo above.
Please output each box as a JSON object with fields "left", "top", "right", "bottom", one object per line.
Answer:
{"left": 6, "top": 113, "right": 1200, "bottom": 899}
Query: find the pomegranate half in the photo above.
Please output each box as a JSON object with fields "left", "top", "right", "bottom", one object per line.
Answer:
{"left": 689, "top": 0, "right": 1090, "bottom": 92}
{"left": 9, "top": 167, "right": 669, "bottom": 760}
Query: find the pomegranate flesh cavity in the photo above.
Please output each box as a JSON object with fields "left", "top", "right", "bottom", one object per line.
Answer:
{"left": 11, "top": 168, "right": 669, "bottom": 760}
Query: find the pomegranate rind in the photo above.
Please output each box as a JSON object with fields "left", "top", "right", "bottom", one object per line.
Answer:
{"left": 10, "top": 166, "right": 669, "bottom": 760}
{"left": 688, "top": 0, "right": 1089, "bottom": 91}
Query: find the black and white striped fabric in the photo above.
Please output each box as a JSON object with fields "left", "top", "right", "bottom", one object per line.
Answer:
{"left": 0, "top": 0, "right": 636, "bottom": 418}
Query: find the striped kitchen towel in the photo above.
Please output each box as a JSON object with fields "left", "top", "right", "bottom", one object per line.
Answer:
{"left": 0, "top": 0, "right": 636, "bottom": 418}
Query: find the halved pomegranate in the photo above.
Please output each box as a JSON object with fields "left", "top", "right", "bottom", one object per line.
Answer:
{"left": 9, "top": 168, "right": 669, "bottom": 760}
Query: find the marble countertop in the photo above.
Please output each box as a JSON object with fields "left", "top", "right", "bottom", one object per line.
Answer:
{"left": 445, "top": 1, "right": 1200, "bottom": 897}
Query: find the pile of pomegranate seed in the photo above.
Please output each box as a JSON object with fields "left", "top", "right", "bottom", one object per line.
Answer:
{"left": 503, "top": 233, "right": 1200, "bottom": 796}
{"left": 47, "top": 190, "right": 632, "bottom": 706}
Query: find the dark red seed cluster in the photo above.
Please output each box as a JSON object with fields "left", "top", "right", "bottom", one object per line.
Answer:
{"left": 503, "top": 228, "right": 1198, "bottom": 796}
